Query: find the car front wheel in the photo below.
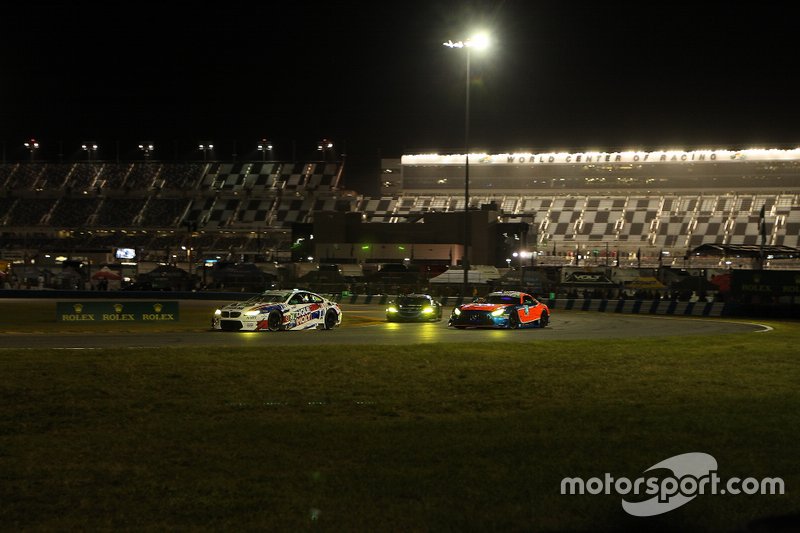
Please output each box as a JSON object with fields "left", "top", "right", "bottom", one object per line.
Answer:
{"left": 267, "top": 311, "right": 282, "bottom": 331}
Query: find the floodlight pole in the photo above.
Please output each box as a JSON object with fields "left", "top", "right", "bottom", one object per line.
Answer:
{"left": 442, "top": 40, "right": 471, "bottom": 298}
{"left": 463, "top": 46, "right": 471, "bottom": 299}
{"left": 445, "top": 35, "right": 488, "bottom": 299}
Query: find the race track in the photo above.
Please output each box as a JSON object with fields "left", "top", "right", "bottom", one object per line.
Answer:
{"left": 1, "top": 304, "right": 768, "bottom": 349}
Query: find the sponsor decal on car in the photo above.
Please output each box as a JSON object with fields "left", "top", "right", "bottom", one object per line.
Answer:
{"left": 294, "top": 303, "right": 322, "bottom": 327}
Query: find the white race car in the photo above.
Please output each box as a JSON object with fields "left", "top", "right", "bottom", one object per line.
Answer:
{"left": 212, "top": 289, "right": 342, "bottom": 331}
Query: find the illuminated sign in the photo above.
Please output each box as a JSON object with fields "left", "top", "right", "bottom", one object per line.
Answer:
{"left": 401, "top": 148, "right": 800, "bottom": 166}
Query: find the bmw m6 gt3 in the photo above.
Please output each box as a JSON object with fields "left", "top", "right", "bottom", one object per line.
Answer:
{"left": 212, "top": 289, "right": 341, "bottom": 331}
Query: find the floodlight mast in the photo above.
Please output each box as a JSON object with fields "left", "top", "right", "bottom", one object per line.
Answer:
{"left": 443, "top": 33, "right": 489, "bottom": 299}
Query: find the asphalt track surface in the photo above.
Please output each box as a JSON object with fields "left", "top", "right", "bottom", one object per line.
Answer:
{"left": 1, "top": 304, "right": 768, "bottom": 350}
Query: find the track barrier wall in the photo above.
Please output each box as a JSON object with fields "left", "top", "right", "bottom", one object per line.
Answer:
{"left": 0, "top": 290, "right": 730, "bottom": 318}
{"left": 330, "top": 294, "right": 726, "bottom": 318}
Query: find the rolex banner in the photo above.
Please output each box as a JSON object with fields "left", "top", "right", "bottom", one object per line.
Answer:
{"left": 57, "top": 301, "right": 179, "bottom": 322}
{"left": 730, "top": 271, "right": 800, "bottom": 298}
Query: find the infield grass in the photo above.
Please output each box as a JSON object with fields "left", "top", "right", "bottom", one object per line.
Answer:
{"left": 1, "top": 321, "right": 798, "bottom": 531}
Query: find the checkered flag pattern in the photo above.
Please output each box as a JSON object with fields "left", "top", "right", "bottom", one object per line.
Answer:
{"left": 780, "top": 205, "right": 800, "bottom": 247}
{"left": 200, "top": 162, "right": 340, "bottom": 193}
{"left": 360, "top": 197, "right": 397, "bottom": 218}
{"left": 654, "top": 215, "right": 691, "bottom": 247}
{"left": 236, "top": 199, "right": 274, "bottom": 223}
{"left": 687, "top": 215, "right": 727, "bottom": 247}
{"left": 728, "top": 215, "right": 764, "bottom": 245}
{"left": 201, "top": 198, "right": 241, "bottom": 229}
{"left": 580, "top": 210, "right": 624, "bottom": 241}
{"left": 519, "top": 197, "right": 552, "bottom": 213}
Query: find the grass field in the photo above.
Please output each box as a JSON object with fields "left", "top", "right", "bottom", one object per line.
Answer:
{"left": 1, "top": 311, "right": 798, "bottom": 531}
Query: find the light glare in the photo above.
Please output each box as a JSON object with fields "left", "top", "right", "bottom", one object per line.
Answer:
{"left": 469, "top": 32, "right": 490, "bottom": 50}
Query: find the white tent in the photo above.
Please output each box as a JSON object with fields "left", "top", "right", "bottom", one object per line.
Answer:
{"left": 429, "top": 265, "right": 501, "bottom": 284}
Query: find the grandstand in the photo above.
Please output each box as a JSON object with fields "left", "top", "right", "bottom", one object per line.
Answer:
{"left": 1, "top": 147, "right": 799, "bottom": 270}
{"left": 0, "top": 160, "right": 345, "bottom": 263}
{"left": 352, "top": 191, "right": 799, "bottom": 249}
{"left": 384, "top": 149, "right": 800, "bottom": 267}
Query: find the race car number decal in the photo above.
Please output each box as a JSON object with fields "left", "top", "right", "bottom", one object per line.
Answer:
{"left": 517, "top": 305, "right": 539, "bottom": 323}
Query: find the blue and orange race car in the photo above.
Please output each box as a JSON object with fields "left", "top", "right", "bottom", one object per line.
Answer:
{"left": 448, "top": 291, "right": 550, "bottom": 329}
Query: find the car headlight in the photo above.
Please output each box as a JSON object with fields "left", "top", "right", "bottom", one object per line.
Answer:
{"left": 386, "top": 306, "right": 398, "bottom": 313}
{"left": 453, "top": 307, "right": 461, "bottom": 316}
{"left": 214, "top": 309, "right": 222, "bottom": 316}
{"left": 244, "top": 310, "right": 261, "bottom": 317}
{"left": 491, "top": 308, "right": 506, "bottom": 317}
{"left": 421, "top": 306, "right": 434, "bottom": 314}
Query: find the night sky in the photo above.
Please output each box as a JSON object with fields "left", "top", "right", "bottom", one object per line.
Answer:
{"left": 3, "top": 1, "right": 799, "bottom": 192}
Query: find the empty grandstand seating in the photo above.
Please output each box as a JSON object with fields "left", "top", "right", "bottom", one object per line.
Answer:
{"left": 68, "top": 163, "right": 102, "bottom": 191}
{"left": 4, "top": 163, "right": 46, "bottom": 190}
{"left": 6, "top": 198, "right": 57, "bottom": 226}
{"left": 159, "top": 163, "right": 206, "bottom": 190}
{"left": 98, "top": 164, "right": 131, "bottom": 189}
{"left": 139, "top": 198, "right": 193, "bottom": 227}
{"left": 123, "top": 163, "right": 162, "bottom": 190}
{"left": 94, "top": 198, "right": 149, "bottom": 227}
{"left": 1, "top": 159, "right": 798, "bottom": 266}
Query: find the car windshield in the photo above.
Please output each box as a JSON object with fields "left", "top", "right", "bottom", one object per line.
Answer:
{"left": 397, "top": 296, "right": 429, "bottom": 305}
{"left": 252, "top": 291, "right": 290, "bottom": 304}
{"left": 482, "top": 294, "right": 519, "bottom": 305}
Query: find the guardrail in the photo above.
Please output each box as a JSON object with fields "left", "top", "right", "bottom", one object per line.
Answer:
{"left": 0, "top": 289, "right": 728, "bottom": 317}
{"left": 0, "top": 289, "right": 253, "bottom": 301}
{"left": 329, "top": 294, "right": 725, "bottom": 317}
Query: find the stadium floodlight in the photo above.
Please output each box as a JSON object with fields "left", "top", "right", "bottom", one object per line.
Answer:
{"left": 198, "top": 142, "right": 214, "bottom": 161}
{"left": 317, "top": 139, "right": 334, "bottom": 161}
{"left": 81, "top": 142, "right": 98, "bottom": 161}
{"left": 24, "top": 138, "right": 39, "bottom": 161}
{"left": 139, "top": 142, "right": 155, "bottom": 159}
{"left": 257, "top": 139, "right": 273, "bottom": 161}
{"left": 443, "top": 31, "right": 491, "bottom": 298}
